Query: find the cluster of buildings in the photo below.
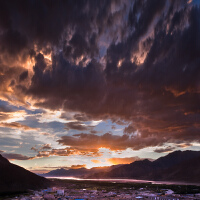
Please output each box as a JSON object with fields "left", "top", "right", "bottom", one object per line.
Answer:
{"left": 8, "top": 187, "right": 200, "bottom": 200}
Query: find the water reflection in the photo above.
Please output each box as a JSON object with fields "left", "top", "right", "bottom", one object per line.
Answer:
{"left": 46, "top": 177, "right": 200, "bottom": 186}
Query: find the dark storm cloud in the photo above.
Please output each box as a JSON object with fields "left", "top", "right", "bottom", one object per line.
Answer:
{"left": 1, "top": 0, "right": 200, "bottom": 151}
{"left": 0, "top": 64, "right": 27, "bottom": 103}
{"left": 57, "top": 132, "right": 166, "bottom": 151}
{"left": 111, "top": 119, "right": 128, "bottom": 126}
{"left": 73, "top": 114, "right": 91, "bottom": 122}
{"left": 90, "top": 130, "right": 100, "bottom": 134}
{"left": 2, "top": 153, "right": 33, "bottom": 160}
{"left": 154, "top": 146, "right": 176, "bottom": 153}
{"left": 0, "top": 0, "right": 123, "bottom": 53}
{"left": 19, "top": 70, "right": 28, "bottom": 82}
{"left": 29, "top": 54, "right": 106, "bottom": 112}
{"left": 27, "top": 0, "right": 200, "bottom": 149}
{"left": 0, "top": 30, "right": 28, "bottom": 55}
{"left": 128, "top": 0, "right": 166, "bottom": 39}
{"left": 64, "top": 32, "right": 99, "bottom": 64}
{"left": 0, "top": 0, "right": 126, "bottom": 105}
{"left": 65, "top": 122, "right": 93, "bottom": 131}
{"left": 124, "top": 125, "right": 136, "bottom": 134}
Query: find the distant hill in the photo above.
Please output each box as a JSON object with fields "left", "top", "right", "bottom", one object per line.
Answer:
{"left": 0, "top": 154, "right": 50, "bottom": 194}
{"left": 40, "top": 165, "right": 123, "bottom": 178}
{"left": 88, "top": 150, "right": 200, "bottom": 183}
{"left": 41, "top": 167, "right": 90, "bottom": 177}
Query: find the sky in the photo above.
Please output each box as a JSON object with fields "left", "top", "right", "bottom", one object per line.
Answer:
{"left": 0, "top": 0, "right": 200, "bottom": 173}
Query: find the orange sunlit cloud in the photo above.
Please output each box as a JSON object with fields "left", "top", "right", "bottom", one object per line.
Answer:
{"left": 107, "top": 157, "right": 141, "bottom": 165}
{"left": 70, "top": 164, "right": 86, "bottom": 169}
{"left": 91, "top": 159, "right": 101, "bottom": 164}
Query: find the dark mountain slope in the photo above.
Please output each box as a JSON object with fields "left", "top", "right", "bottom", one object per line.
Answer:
{"left": 0, "top": 154, "right": 50, "bottom": 194}
{"left": 153, "top": 150, "right": 200, "bottom": 168}
{"left": 158, "top": 155, "right": 200, "bottom": 182}
{"left": 91, "top": 159, "right": 155, "bottom": 179}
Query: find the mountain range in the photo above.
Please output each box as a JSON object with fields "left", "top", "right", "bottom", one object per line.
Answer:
{"left": 40, "top": 150, "right": 200, "bottom": 183}
{"left": 0, "top": 154, "right": 50, "bottom": 194}
{"left": 89, "top": 150, "right": 200, "bottom": 183}
{"left": 40, "top": 164, "right": 123, "bottom": 178}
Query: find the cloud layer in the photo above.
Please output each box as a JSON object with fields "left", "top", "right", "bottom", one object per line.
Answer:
{"left": 0, "top": 0, "right": 200, "bottom": 161}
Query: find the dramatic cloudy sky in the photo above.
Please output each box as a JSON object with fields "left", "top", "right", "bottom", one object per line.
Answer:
{"left": 0, "top": 0, "right": 200, "bottom": 173}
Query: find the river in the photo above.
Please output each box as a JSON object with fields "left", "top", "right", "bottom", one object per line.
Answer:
{"left": 46, "top": 177, "right": 200, "bottom": 186}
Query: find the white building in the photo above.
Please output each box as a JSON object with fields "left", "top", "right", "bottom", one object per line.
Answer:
{"left": 57, "top": 189, "right": 64, "bottom": 196}
{"left": 165, "top": 189, "right": 174, "bottom": 195}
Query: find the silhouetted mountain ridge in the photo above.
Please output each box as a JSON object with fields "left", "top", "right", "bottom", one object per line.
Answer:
{"left": 0, "top": 154, "right": 50, "bottom": 194}
{"left": 40, "top": 165, "right": 124, "bottom": 178}
{"left": 89, "top": 150, "right": 200, "bottom": 183}
{"left": 0, "top": 154, "right": 10, "bottom": 164}
{"left": 153, "top": 150, "right": 200, "bottom": 168}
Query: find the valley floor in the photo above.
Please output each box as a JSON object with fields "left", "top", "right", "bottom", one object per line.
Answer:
{"left": 2, "top": 179, "right": 200, "bottom": 200}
